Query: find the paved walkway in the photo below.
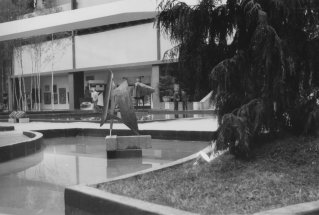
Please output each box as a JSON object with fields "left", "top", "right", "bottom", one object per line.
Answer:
{"left": 0, "top": 117, "right": 218, "bottom": 132}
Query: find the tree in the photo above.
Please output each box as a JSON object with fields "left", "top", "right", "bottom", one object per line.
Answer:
{"left": 157, "top": 0, "right": 319, "bottom": 159}
{"left": 157, "top": 0, "right": 234, "bottom": 101}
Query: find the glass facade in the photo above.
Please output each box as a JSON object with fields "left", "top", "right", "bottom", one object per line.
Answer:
{"left": 76, "top": 0, "right": 120, "bottom": 9}
{"left": 40, "top": 0, "right": 120, "bottom": 10}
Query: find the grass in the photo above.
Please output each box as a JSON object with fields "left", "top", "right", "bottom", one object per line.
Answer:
{"left": 97, "top": 136, "right": 319, "bottom": 215}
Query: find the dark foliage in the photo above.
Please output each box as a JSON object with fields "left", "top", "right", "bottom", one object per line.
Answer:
{"left": 157, "top": 0, "right": 319, "bottom": 159}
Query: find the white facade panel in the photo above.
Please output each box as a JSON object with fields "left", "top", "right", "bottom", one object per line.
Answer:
{"left": 75, "top": 23, "right": 157, "bottom": 68}
{"left": 13, "top": 37, "right": 72, "bottom": 76}
{"left": 0, "top": 0, "right": 156, "bottom": 42}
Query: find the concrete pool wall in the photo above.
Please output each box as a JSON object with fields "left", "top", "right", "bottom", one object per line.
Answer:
{"left": 0, "top": 130, "right": 43, "bottom": 163}
{"left": 37, "top": 128, "right": 216, "bottom": 141}
{"left": 0, "top": 126, "right": 14, "bottom": 131}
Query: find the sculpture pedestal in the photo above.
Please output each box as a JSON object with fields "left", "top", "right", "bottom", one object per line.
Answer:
{"left": 106, "top": 135, "right": 152, "bottom": 159}
{"left": 107, "top": 150, "right": 142, "bottom": 159}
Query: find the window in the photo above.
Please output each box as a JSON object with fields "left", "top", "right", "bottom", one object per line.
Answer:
{"left": 43, "top": 84, "right": 51, "bottom": 104}
{"left": 43, "top": 93, "right": 51, "bottom": 104}
{"left": 53, "top": 85, "right": 58, "bottom": 104}
{"left": 59, "top": 88, "right": 67, "bottom": 104}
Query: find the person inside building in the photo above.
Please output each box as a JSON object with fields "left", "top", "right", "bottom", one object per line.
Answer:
{"left": 84, "top": 85, "right": 91, "bottom": 102}
{"left": 173, "top": 89, "right": 180, "bottom": 118}
{"left": 133, "top": 77, "right": 144, "bottom": 108}
{"left": 96, "top": 86, "right": 104, "bottom": 111}
{"left": 2, "top": 93, "right": 8, "bottom": 111}
{"left": 181, "top": 90, "right": 188, "bottom": 117}
{"left": 26, "top": 94, "right": 31, "bottom": 111}
{"left": 91, "top": 86, "right": 99, "bottom": 111}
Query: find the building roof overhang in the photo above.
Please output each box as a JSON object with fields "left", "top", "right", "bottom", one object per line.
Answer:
{"left": 0, "top": 0, "right": 157, "bottom": 42}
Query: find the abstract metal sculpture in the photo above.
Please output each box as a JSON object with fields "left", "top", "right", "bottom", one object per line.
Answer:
{"left": 100, "top": 70, "right": 155, "bottom": 158}
{"left": 100, "top": 70, "right": 155, "bottom": 134}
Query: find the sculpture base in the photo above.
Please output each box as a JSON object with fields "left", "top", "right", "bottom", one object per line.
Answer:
{"left": 105, "top": 135, "right": 152, "bottom": 159}
{"left": 105, "top": 135, "right": 152, "bottom": 151}
{"left": 107, "top": 149, "right": 142, "bottom": 159}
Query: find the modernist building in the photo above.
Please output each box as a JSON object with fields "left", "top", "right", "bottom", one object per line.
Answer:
{"left": 0, "top": 0, "right": 175, "bottom": 111}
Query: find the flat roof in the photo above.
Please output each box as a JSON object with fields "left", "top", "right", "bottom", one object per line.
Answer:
{"left": 0, "top": 0, "right": 157, "bottom": 42}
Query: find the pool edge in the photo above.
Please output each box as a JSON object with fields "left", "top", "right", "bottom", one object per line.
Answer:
{"left": 0, "top": 131, "right": 43, "bottom": 163}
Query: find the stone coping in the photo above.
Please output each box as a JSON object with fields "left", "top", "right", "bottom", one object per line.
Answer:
{"left": 0, "top": 130, "right": 43, "bottom": 163}
{"left": 65, "top": 186, "right": 199, "bottom": 215}
{"left": 0, "top": 117, "right": 218, "bottom": 132}
{"left": 253, "top": 200, "right": 319, "bottom": 215}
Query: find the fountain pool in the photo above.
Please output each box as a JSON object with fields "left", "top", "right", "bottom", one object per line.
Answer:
{"left": 0, "top": 135, "right": 208, "bottom": 215}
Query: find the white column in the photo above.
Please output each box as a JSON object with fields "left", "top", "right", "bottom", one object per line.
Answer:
{"left": 151, "top": 65, "right": 160, "bottom": 109}
{"left": 51, "top": 71, "right": 54, "bottom": 110}
{"left": 8, "top": 78, "right": 13, "bottom": 111}
{"left": 68, "top": 73, "right": 74, "bottom": 110}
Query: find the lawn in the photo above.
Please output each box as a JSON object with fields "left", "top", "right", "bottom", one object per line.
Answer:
{"left": 97, "top": 136, "right": 319, "bottom": 214}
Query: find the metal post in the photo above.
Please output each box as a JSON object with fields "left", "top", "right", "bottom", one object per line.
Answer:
{"left": 51, "top": 34, "right": 54, "bottom": 110}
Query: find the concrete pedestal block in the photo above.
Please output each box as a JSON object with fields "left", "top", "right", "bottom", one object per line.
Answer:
{"left": 105, "top": 135, "right": 152, "bottom": 159}
{"left": 107, "top": 149, "right": 142, "bottom": 159}
{"left": 105, "top": 135, "right": 152, "bottom": 151}
{"left": 18, "top": 118, "right": 30, "bottom": 123}
{"left": 117, "top": 135, "right": 152, "bottom": 150}
{"left": 105, "top": 135, "right": 117, "bottom": 151}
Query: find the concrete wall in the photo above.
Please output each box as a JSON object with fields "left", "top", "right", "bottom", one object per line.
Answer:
{"left": 75, "top": 23, "right": 157, "bottom": 68}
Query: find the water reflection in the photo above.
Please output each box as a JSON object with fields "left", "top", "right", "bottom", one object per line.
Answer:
{"left": 0, "top": 136, "right": 208, "bottom": 215}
